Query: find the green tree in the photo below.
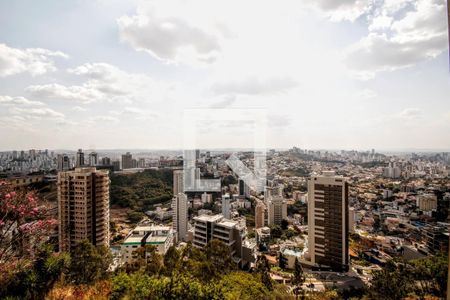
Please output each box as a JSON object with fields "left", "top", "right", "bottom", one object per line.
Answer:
{"left": 144, "top": 245, "right": 163, "bottom": 276}
{"left": 368, "top": 260, "right": 413, "bottom": 300}
{"left": 281, "top": 219, "right": 289, "bottom": 230}
{"left": 205, "top": 239, "right": 235, "bottom": 276}
{"left": 110, "top": 169, "right": 173, "bottom": 210}
{"left": 0, "top": 245, "right": 70, "bottom": 300}
{"left": 270, "top": 225, "right": 282, "bottom": 239}
{"left": 68, "top": 240, "right": 112, "bottom": 285}
{"left": 110, "top": 272, "right": 132, "bottom": 300}
{"left": 256, "top": 254, "right": 273, "bottom": 291}
{"left": 111, "top": 271, "right": 215, "bottom": 300}
{"left": 278, "top": 252, "right": 286, "bottom": 269}
{"left": 163, "top": 246, "right": 180, "bottom": 276}
{"left": 410, "top": 254, "right": 448, "bottom": 298}
{"left": 126, "top": 245, "right": 162, "bottom": 276}
{"left": 127, "top": 211, "right": 144, "bottom": 224}
{"left": 291, "top": 258, "right": 305, "bottom": 299}
{"left": 216, "top": 272, "right": 270, "bottom": 300}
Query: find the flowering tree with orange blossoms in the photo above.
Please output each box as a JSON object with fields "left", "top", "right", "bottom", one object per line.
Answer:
{"left": 0, "top": 180, "right": 57, "bottom": 268}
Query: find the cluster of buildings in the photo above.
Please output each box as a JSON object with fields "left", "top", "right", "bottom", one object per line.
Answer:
{"left": 0, "top": 148, "right": 185, "bottom": 177}
{"left": 11, "top": 146, "right": 448, "bottom": 287}
{"left": 0, "top": 149, "right": 55, "bottom": 174}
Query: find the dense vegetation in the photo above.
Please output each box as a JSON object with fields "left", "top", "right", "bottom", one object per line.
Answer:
{"left": 110, "top": 169, "right": 173, "bottom": 211}
{"left": 111, "top": 240, "right": 277, "bottom": 300}
{"left": 367, "top": 255, "right": 449, "bottom": 300}
{"left": 1, "top": 238, "right": 448, "bottom": 299}
{"left": 278, "top": 167, "right": 310, "bottom": 177}
{"left": 2, "top": 175, "right": 449, "bottom": 299}
{"left": 1, "top": 241, "right": 112, "bottom": 299}
{"left": 1, "top": 239, "right": 285, "bottom": 299}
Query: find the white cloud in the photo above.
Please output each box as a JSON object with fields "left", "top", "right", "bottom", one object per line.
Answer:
{"left": 117, "top": 7, "right": 221, "bottom": 64}
{"left": 68, "top": 62, "right": 121, "bottom": 79}
{"left": 345, "top": 0, "right": 448, "bottom": 78}
{"left": 8, "top": 107, "right": 65, "bottom": 121}
{"left": 27, "top": 63, "right": 173, "bottom": 104}
{"left": 398, "top": 107, "right": 422, "bottom": 119}
{"left": 0, "top": 43, "right": 68, "bottom": 77}
{"left": 210, "top": 95, "right": 237, "bottom": 108}
{"left": 0, "top": 95, "right": 66, "bottom": 131}
{"left": 355, "top": 89, "right": 377, "bottom": 99}
{"left": 26, "top": 83, "right": 103, "bottom": 104}
{"left": 211, "top": 77, "right": 298, "bottom": 96}
{"left": 268, "top": 115, "right": 292, "bottom": 128}
{"left": 1, "top": 0, "right": 448, "bottom": 150}
{"left": 307, "top": 0, "right": 372, "bottom": 21}
{"left": 368, "top": 14, "right": 393, "bottom": 31}
{"left": 71, "top": 106, "right": 87, "bottom": 112}
{"left": 0, "top": 95, "right": 44, "bottom": 106}
{"left": 89, "top": 115, "right": 120, "bottom": 123}
{"left": 108, "top": 106, "right": 160, "bottom": 121}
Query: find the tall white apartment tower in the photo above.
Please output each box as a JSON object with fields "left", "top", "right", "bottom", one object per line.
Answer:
{"left": 222, "top": 194, "right": 231, "bottom": 219}
{"left": 267, "top": 196, "right": 287, "bottom": 226}
{"left": 88, "top": 152, "right": 98, "bottom": 166}
{"left": 171, "top": 193, "right": 188, "bottom": 242}
{"left": 173, "top": 170, "right": 184, "bottom": 196}
{"left": 307, "top": 171, "right": 349, "bottom": 272}
{"left": 349, "top": 207, "right": 356, "bottom": 233}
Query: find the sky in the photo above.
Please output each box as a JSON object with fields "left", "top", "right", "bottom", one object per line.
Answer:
{"left": 0, "top": 0, "right": 449, "bottom": 151}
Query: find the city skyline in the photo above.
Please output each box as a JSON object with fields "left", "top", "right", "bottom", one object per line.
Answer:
{"left": 1, "top": 0, "right": 449, "bottom": 150}
{"left": 1, "top": 1, "right": 450, "bottom": 298}
{"left": 2, "top": 146, "right": 450, "bottom": 154}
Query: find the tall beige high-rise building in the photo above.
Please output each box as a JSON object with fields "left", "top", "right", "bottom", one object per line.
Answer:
{"left": 171, "top": 193, "right": 188, "bottom": 242}
{"left": 255, "top": 201, "right": 265, "bottom": 229}
{"left": 307, "top": 171, "right": 349, "bottom": 272}
{"left": 267, "top": 196, "right": 287, "bottom": 226}
{"left": 58, "top": 167, "right": 110, "bottom": 252}
{"left": 173, "top": 169, "right": 184, "bottom": 195}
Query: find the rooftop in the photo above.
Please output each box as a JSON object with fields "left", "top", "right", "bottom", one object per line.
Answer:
{"left": 283, "top": 249, "right": 302, "bottom": 257}
{"left": 145, "top": 235, "right": 168, "bottom": 244}
{"left": 194, "top": 214, "right": 223, "bottom": 223}
{"left": 133, "top": 225, "right": 171, "bottom": 232}
{"left": 123, "top": 236, "right": 143, "bottom": 245}
{"left": 217, "top": 220, "right": 237, "bottom": 229}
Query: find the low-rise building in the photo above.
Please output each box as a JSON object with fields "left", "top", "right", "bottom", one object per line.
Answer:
{"left": 121, "top": 224, "right": 174, "bottom": 264}
{"left": 281, "top": 248, "right": 302, "bottom": 269}
{"left": 256, "top": 226, "right": 271, "bottom": 246}
{"left": 193, "top": 214, "right": 247, "bottom": 265}
{"left": 422, "top": 224, "right": 449, "bottom": 255}
{"left": 416, "top": 194, "right": 437, "bottom": 211}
